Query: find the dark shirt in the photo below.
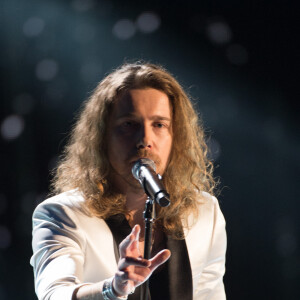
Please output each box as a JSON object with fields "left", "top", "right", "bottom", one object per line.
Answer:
{"left": 105, "top": 214, "right": 193, "bottom": 300}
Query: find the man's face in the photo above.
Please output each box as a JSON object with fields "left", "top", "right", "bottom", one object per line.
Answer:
{"left": 106, "top": 88, "right": 173, "bottom": 192}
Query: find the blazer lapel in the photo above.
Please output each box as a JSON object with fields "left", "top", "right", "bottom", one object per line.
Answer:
{"left": 166, "top": 235, "right": 193, "bottom": 300}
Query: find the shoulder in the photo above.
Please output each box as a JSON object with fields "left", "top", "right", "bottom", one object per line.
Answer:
{"left": 185, "top": 191, "right": 226, "bottom": 233}
{"left": 39, "top": 189, "right": 85, "bottom": 208}
{"left": 32, "top": 189, "right": 90, "bottom": 225}
{"left": 195, "top": 191, "right": 224, "bottom": 218}
{"left": 186, "top": 192, "right": 227, "bottom": 297}
{"left": 198, "top": 191, "right": 219, "bottom": 206}
{"left": 185, "top": 191, "right": 226, "bottom": 262}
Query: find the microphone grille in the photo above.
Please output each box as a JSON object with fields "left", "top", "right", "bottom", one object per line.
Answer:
{"left": 131, "top": 158, "right": 156, "bottom": 180}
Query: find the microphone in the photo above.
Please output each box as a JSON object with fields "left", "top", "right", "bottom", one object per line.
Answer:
{"left": 131, "top": 158, "right": 170, "bottom": 207}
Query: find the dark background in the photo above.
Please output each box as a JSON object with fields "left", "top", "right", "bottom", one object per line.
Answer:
{"left": 0, "top": 0, "right": 299, "bottom": 299}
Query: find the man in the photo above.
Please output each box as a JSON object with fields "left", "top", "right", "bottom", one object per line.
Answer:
{"left": 31, "top": 62, "right": 226, "bottom": 300}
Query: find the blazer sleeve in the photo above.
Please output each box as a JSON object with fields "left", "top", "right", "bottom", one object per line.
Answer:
{"left": 30, "top": 200, "right": 89, "bottom": 300}
{"left": 194, "top": 196, "right": 227, "bottom": 300}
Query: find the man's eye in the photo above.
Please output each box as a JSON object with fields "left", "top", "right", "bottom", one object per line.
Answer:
{"left": 122, "top": 121, "right": 135, "bottom": 127}
{"left": 121, "top": 121, "right": 138, "bottom": 129}
{"left": 154, "top": 123, "right": 165, "bottom": 128}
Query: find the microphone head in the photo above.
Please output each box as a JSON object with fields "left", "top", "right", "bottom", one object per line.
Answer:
{"left": 131, "top": 158, "right": 156, "bottom": 180}
{"left": 155, "top": 192, "right": 170, "bottom": 207}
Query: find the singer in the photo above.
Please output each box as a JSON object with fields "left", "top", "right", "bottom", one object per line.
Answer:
{"left": 30, "top": 62, "right": 226, "bottom": 300}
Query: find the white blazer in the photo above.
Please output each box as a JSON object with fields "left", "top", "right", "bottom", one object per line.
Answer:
{"left": 30, "top": 190, "right": 226, "bottom": 300}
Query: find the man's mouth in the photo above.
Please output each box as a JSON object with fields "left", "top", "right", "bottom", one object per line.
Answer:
{"left": 129, "top": 156, "right": 160, "bottom": 167}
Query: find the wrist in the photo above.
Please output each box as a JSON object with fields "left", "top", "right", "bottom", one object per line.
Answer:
{"left": 102, "top": 277, "right": 128, "bottom": 300}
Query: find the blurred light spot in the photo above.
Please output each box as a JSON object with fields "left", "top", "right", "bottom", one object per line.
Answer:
{"left": 206, "top": 137, "right": 221, "bottom": 161}
{"left": 71, "top": 0, "right": 96, "bottom": 12}
{"left": 80, "top": 61, "right": 102, "bottom": 82}
{"left": 0, "top": 194, "right": 7, "bottom": 214}
{"left": 0, "top": 226, "right": 11, "bottom": 249}
{"left": 226, "top": 44, "right": 249, "bottom": 65}
{"left": 277, "top": 232, "right": 297, "bottom": 257}
{"left": 12, "top": 93, "right": 35, "bottom": 115}
{"left": 36, "top": 59, "right": 59, "bottom": 81}
{"left": 113, "top": 19, "right": 136, "bottom": 40}
{"left": 23, "top": 17, "right": 45, "bottom": 37}
{"left": 1, "top": 115, "right": 24, "bottom": 140}
{"left": 73, "top": 23, "right": 96, "bottom": 43}
{"left": 206, "top": 21, "right": 232, "bottom": 44}
{"left": 136, "top": 12, "right": 161, "bottom": 33}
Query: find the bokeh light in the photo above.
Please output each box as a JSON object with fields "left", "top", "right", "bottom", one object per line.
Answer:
{"left": 23, "top": 17, "right": 45, "bottom": 37}
{"left": 136, "top": 12, "right": 161, "bottom": 34}
{"left": 35, "top": 59, "right": 59, "bottom": 81}
{"left": 112, "top": 19, "right": 136, "bottom": 40}
{"left": 206, "top": 21, "right": 232, "bottom": 44}
{"left": 1, "top": 115, "right": 25, "bottom": 141}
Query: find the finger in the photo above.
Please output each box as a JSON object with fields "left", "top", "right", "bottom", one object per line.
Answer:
{"left": 132, "top": 224, "right": 140, "bottom": 238}
{"left": 119, "top": 225, "right": 140, "bottom": 257}
{"left": 149, "top": 249, "right": 171, "bottom": 272}
{"left": 118, "top": 256, "right": 150, "bottom": 270}
{"left": 135, "top": 225, "right": 140, "bottom": 241}
{"left": 128, "top": 225, "right": 141, "bottom": 256}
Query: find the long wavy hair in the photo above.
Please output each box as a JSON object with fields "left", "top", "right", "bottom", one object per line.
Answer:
{"left": 51, "top": 62, "right": 217, "bottom": 239}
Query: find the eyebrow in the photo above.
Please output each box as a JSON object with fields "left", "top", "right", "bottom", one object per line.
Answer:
{"left": 116, "top": 113, "right": 171, "bottom": 122}
{"left": 149, "top": 115, "right": 171, "bottom": 121}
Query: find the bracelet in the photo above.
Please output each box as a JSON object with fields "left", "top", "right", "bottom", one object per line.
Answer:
{"left": 102, "top": 277, "right": 128, "bottom": 300}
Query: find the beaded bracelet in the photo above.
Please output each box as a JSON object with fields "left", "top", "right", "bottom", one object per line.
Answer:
{"left": 102, "top": 277, "right": 128, "bottom": 300}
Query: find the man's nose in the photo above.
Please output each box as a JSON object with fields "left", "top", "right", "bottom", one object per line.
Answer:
{"left": 136, "top": 124, "right": 152, "bottom": 149}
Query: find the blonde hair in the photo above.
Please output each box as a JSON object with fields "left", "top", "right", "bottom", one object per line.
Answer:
{"left": 52, "top": 62, "right": 217, "bottom": 239}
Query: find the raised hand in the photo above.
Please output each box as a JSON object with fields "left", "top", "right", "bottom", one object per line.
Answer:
{"left": 112, "top": 225, "right": 171, "bottom": 297}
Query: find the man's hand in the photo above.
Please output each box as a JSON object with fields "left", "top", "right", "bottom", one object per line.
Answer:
{"left": 113, "top": 225, "right": 171, "bottom": 297}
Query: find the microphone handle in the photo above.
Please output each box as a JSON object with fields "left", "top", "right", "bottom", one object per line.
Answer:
{"left": 140, "top": 166, "right": 170, "bottom": 207}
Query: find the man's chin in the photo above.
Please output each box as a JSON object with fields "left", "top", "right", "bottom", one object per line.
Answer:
{"left": 126, "top": 177, "right": 143, "bottom": 191}
{"left": 118, "top": 171, "right": 144, "bottom": 192}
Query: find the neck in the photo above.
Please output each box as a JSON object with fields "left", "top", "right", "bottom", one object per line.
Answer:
{"left": 109, "top": 171, "right": 147, "bottom": 211}
{"left": 109, "top": 172, "right": 147, "bottom": 223}
{"left": 125, "top": 189, "right": 148, "bottom": 226}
